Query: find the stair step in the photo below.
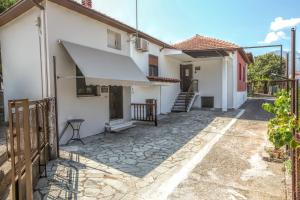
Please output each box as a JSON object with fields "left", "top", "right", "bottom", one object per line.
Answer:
{"left": 177, "top": 97, "right": 193, "bottom": 100}
{"left": 172, "top": 91, "right": 198, "bottom": 113}
{"left": 174, "top": 103, "right": 186, "bottom": 106}
{"left": 113, "top": 125, "right": 136, "bottom": 132}
{"left": 106, "top": 121, "right": 136, "bottom": 132}
{"left": 172, "top": 109, "right": 186, "bottom": 112}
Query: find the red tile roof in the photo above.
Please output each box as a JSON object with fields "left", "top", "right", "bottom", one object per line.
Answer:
{"left": 174, "top": 34, "right": 251, "bottom": 64}
{"left": 173, "top": 34, "right": 239, "bottom": 51}
{"left": 147, "top": 76, "right": 180, "bottom": 83}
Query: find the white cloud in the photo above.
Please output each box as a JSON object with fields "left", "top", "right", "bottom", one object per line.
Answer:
{"left": 259, "top": 31, "right": 287, "bottom": 44}
{"left": 270, "top": 17, "right": 300, "bottom": 31}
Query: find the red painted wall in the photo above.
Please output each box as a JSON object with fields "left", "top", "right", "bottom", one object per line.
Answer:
{"left": 237, "top": 52, "right": 247, "bottom": 91}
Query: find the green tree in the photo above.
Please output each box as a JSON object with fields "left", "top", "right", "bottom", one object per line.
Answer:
{"left": 0, "top": 0, "right": 17, "bottom": 14}
{"left": 248, "top": 53, "right": 285, "bottom": 82}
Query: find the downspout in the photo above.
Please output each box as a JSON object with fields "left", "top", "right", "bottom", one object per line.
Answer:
{"left": 32, "top": 0, "right": 50, "bottom": 97}
{"left": 33, "top": 1, "right": 59, "bottom": 159}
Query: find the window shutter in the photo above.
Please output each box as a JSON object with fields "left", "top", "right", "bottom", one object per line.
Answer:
{"left": 149, "top": 55, "right": 158, "bottom": 66}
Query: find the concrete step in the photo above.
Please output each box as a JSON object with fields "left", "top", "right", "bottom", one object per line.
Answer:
{"left": 171, "top": 108, "right": 186, "bottom": 112}
{"left": 106, "top": 121, "right": 136, "bottom": 133}
{"left": 179, "top": 92, "right": 194, "bottom": 95}
{"left": 177, "top": 97, "right": 193, "bottom": 101}
{"left": 174, "top": 102, "right": 186, "bottom": 106}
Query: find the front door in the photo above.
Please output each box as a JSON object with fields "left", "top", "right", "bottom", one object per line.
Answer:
{"left": 180, "top": 65, "right": 193, "bottom": 92}
{"left": 109, "top": 86, "right": 123, "bottom": 120}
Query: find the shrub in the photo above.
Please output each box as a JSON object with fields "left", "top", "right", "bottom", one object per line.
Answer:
{"left": 262, "top": 90, "right": 300, "bottom": 149}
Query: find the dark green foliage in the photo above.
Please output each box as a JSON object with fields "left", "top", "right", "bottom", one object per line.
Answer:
{"left": 262, "top": 90, "right": 300, "bottom": 149}
{"left": 248, "top": 53, "right": 285, "bottom": 82}
{"left": 0, "top": 0, "right": 17, "bottom": 13}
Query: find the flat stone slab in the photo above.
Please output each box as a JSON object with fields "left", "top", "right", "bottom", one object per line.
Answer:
{"left": 33, "top": 109, "right": 240, "bottom": 199}
{"left": 32, "top": 101, "right": 287, "bottom": 200}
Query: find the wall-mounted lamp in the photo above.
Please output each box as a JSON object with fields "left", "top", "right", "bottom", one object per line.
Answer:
{"left": 195, "top": 66, "right": 201, "bottom": 74}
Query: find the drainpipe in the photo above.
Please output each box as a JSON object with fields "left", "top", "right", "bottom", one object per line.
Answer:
{"left": 32, "top": 0, "right": 50, "bottom": 98}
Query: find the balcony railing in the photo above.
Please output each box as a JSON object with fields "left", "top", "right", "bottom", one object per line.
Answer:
{"left": 131, "top": 100, "right": 158, "bottom": 126}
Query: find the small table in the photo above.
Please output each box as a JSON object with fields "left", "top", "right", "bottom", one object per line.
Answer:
{"left": 66, "top": 119, "right": 85, "bottom": 145}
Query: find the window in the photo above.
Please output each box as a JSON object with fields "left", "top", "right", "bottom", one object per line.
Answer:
{"left": 239, "top": 63, "right": 242, "bottom": 80}
{"left": 76, "top": 66, "right": 98, "bottom": 96}
{"left": 107, "top": 29, "right": 121, "bottom": 50}
{"left": 149, "top": 55, "right": 158, "bottom": 77}
{"left": 243, "top": 66, "right": 246, "bottom": 82}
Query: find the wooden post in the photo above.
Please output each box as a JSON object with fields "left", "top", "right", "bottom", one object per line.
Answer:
{"left": 8, "top": 101, "right": 16, "bottom": 200}
{"left": 15, "top": 102, "right": 23, "bottom": 199}
{"left": 23, "top": 100, "right": 33, "bottom": 200}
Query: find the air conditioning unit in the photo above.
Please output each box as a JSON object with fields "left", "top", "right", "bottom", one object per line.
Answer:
{"left": 136, "top": 37, "right": 149, "bottom": 52}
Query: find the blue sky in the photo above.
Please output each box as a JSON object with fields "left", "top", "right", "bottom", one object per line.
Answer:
{"left": 92, "top": 0, "right": 299, "bottom": 55}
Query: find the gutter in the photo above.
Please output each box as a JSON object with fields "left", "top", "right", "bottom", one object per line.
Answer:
{"left": 31, "top": 0, "right": 44, "bottom": 10}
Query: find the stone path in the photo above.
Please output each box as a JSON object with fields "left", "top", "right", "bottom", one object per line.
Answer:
{"left": 168, "top": 98, "right": 287, "bottom": 200}
{"left": 34, "top": 109, "right": 240, "bottom": 200}
{"left": 33, "top": 99, "right": 287, "bottom": 200}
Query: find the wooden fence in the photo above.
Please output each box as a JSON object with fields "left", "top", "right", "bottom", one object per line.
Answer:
{"left": 131, "top": 100, "right": 157, "bottom": 126}
{"left": 8, "top": 98, "right": 57, "bottom": 200}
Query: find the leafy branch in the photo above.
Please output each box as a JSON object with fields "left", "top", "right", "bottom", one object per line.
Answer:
{"left": 262, "top": 90, "right": 300, "bottom": 149}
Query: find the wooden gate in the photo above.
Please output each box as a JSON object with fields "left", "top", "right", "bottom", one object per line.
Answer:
{"left": 8, "top": 98, "right": 57, "bottom": 200}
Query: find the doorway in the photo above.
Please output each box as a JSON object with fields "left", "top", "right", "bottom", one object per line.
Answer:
{"left": 180, "top": 64, "right": 193, "bottom": 92}
{"left": 109, "top": 86, "right": 123, "bottom": 120}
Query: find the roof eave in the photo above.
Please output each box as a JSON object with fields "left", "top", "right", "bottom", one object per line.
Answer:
{"left": 0, "top": 0, "right": 173, "bottom": 49}
{"left": 0, "top": 0, "right": 43, "bottom": 26}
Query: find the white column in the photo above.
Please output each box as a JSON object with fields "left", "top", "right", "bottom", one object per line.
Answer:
{"left": 222, "top": 57, "right": 228, "bottom": 112}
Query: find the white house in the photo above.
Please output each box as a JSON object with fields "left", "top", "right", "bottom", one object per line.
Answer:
{"left": 0, "top": 0, "right": 251, "bottom": 143}
{"left": 131, "top": 34, "right": 250, "bottom": 113}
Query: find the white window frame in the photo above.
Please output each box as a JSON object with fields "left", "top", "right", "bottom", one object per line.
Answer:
{"left": 107, "top": 29, "right": 121, "bottom": 50}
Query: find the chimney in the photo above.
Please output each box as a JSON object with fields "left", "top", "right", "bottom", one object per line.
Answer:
{"left": 82, "top": 0, "right": 92, "bottom": 8}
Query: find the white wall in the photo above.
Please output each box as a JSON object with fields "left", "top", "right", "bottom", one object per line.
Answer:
{"left": 227, "top": 57, "right": 234, "bottom": 109}
{"left": 131, "top": 85, "right": 161, "bottom": 111}
{"left": 0, "top": 8, "right": 44, "bottom": 120}
{"left": 46, "top": 2, "right": 132, "bottom": 143}
{"left": 130, "top": 41, "right": 181, "bottom": 114}
{"left": 192, "top": 58, "right": 223, "bottom": 108}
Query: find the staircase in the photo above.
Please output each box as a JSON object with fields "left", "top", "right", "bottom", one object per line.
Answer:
{"left": 172, "top": 79, "right": 199, "bottom": 112}
{"left": 172, "top": 92, "right": 198, "bottom": 112}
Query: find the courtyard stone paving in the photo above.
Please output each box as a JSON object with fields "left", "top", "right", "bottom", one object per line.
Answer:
{"left": 34, "top": 109, "right": 240, "bottom": 200}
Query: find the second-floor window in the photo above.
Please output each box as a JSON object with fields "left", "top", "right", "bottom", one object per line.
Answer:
{"left": 149, "top": 55, "right": 158, "bottom": 77}
{"left": 107, "top": 29, "right": 121, "bottom": 50}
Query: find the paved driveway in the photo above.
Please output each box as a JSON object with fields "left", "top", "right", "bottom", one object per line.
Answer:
{"left": 34, "top": 109, "right": 239, "bottom": 199}
{"left": 169, "top": 99, "right": 287, "bottom": 200}
{"left": 34, "top": 99, "right": 287, "bottom": 200}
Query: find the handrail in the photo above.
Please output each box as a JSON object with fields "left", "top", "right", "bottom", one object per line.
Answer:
{"left": 185, "top": 79, "right": 199, "bottom": 111}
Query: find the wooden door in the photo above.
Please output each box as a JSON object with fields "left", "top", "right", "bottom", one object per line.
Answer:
{"left": 180, "top": 65, "right": 193, "bottom": 92}
{"left": 109, "top": 86, "right": 123, "bottom": 120}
